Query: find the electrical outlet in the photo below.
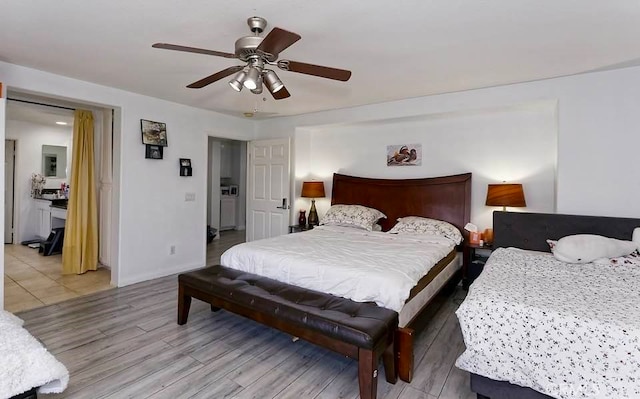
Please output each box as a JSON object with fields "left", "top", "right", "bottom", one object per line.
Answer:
{"left": 170, "top": 245, "right": 176, "bottom": 255}
{"left": 185, "top": 192, "right": 196, "bottom": 202}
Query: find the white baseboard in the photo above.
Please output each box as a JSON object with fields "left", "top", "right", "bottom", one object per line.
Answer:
{"left": 117, "top": 262, "right": 205, "bottom": 287}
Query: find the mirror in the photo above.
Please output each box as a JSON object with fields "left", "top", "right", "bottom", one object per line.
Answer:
{"left": 42, "top": 145, "right": 67, "bottom": 178}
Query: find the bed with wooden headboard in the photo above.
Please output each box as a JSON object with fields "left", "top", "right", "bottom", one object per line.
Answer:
{"left": 211, "top": 171, "right": 472, "bottom": 385}
{"left": 331, "top": 172, "right": 472, "bottom": 381}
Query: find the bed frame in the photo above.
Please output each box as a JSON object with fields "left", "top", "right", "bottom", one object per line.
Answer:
{"left": 331, "top": 172, "right": 472, "bottom": 381}
{"left": 469, "top": 210, "right": 640, "bottom": 399}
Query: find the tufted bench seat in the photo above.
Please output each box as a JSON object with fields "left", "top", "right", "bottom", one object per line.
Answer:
{"left": 178, "top": 265, "right": 398, "bottom": 399}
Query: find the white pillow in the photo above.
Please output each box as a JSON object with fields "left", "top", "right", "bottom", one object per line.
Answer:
{"left": 321, "top": 204, "right": 386, "bottom": 231}
{"left": 547, "top": 232, "right": 639, "bottom": 264}
{"left": 388, "top": 216, "right": 463, "bottom": 244}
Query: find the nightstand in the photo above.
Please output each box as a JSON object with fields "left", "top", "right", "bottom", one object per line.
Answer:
{"left": 288, "top": 225, "right": 311, "bottom": 233}
{"left": 462, "top": 243, "right": 493, "bottom": 289}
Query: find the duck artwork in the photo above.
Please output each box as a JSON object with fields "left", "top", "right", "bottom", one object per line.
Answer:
{"left": 387, "top": 144, "right": 421, "bottom": 166}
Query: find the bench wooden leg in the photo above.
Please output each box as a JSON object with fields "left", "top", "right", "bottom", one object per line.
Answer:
{"left": 358, "top": 348, "right": 378, "bottom": 399}
{"left": 211, "top": 304, "right": 221, "bottom": 312}
{"left": 383, "top": 340, "right": 397, "bottom": 384}
{"left": 178, "top": 284, "right": 192, "bottom": 325}
{"left": 396, "top": 327, "right": 414, "bottom": 382}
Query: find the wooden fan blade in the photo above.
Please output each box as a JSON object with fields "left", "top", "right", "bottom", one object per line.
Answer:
{"left": 256, "top": 28, "right": 301, "bottom": 57}
{"left": 187, "top": 66, "right": 244, "bottom": 89}
{"left": 264, "top": 78, "right": 291, "bottom": 100}
{"left": 272, "top": 86, "right": 291, "bottom": 100}
{"left": 152, "top": 43, "right": 236, "bottom": 59}
{"left": 278, "top": 60, "right": 351, "bottom": 81}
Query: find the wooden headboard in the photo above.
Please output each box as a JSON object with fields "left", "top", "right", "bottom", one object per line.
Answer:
{"left": 493, "top": 211, "right": 640, "bottom": 252}
{"left": 331, "top": 173, "right": 472, "bottom": 233}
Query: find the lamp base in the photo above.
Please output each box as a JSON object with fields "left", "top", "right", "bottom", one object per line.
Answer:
{"left": 308, "top": 199, "right": 319, "bottom": 227}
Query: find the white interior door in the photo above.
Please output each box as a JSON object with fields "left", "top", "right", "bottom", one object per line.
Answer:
{"left": 247, "top": 138, "right": 290, "bottom": 241}
{"left": 4, "top": 139, "right": 15, "bottom": 244}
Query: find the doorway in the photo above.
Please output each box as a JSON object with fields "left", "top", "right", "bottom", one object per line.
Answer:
{"left": 206, "top": 137, "right": 247, "bottom": 265}
{"left": 3, "top": 96, "right": 115, "bottom": 313}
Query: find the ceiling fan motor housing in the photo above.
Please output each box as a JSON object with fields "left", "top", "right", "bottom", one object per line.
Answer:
{"left": 247, "top": 16, "right": 267, "bottom": 34}
{"left": 235, "top": 36, "right": 276, "bottom": 62}
{"left": 235, "top": 17, "right": 278, "bottom": 62}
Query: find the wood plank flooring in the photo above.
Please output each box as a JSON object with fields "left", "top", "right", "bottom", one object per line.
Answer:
{"left": 206, "top": 230, "right": 246, "bottom": 266}
{"left": 15, "top": 229, "right": 476, "bottom": 398}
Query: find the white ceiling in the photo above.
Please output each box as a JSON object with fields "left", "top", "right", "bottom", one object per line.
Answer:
{"left": 6, "top": 101, "right": 74, "bottom": 127}
{"left": 2, "top": 1, "right": 640, "bottom": 119}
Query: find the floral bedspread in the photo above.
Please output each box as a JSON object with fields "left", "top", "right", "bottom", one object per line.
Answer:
{"left": 456, "top": 247, "right": 640, "bottom": 399}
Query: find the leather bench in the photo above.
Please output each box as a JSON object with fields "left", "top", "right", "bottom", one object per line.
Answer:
{"left": 178, "top": 265, "right": 398, "bottom": 399}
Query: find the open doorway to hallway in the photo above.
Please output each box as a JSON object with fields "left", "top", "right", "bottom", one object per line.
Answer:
{"left": 206, "top": 137, "right": 247, "bottom": 264}
{"left": 3, "top": 94, "right": 115, "bottom": 313}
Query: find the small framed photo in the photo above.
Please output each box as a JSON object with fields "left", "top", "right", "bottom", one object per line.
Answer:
{"left": 179, "top": 158, "right": 193, "bottom": 177}
{"left": 141, "top": 119, "right": 168, "bottom": 147}
{"left": 145, "top": 144, "right": 163, "bottom": 160}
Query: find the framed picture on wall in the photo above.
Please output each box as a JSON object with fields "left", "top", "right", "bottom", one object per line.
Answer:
{"left": 387, "top": 144, "right": 422, "bottom": 166}
{"left": 179, "top": 158, "right": 192, "bottom": 176}
{"left": 140, "top": 119, "right": 168, "bottom": 146}
{"left": 145, "top": 144, "right": 164, "bottom": 160}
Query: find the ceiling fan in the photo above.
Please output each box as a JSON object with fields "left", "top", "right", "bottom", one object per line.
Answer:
{"left": 152, "top": 16, "right": 352, "bottom": 100}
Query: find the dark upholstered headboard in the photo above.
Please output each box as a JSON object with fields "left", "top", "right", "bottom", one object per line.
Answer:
{"left": 493, "top": 211, "right": 640, "bottom": 252}
{"left": 331, "top": 173, "right": 472, "bottom": 233}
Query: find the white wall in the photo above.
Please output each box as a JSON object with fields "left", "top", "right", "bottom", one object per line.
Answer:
{"left": 5, "top": 120, "right": 72, "bottom": 243}
{"left": 257, "top": 65, "right": 640, "bottom": 224}
{"left": 208, "top": 139, "right": 221, "bottom": 236}
{"left": 293, "top": 102, "right": 557, "bottom": 229}
{"left": 0, "top": 99, "right": 5, "bottom": 308}
{"left": 0, "top": 61, "right": 256, "bottom": 288}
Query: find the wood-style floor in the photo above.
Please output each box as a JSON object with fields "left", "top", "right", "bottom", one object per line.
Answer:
{"left": 206, "top": 230, "right": 246, "bottom": 266}
{"left": 16, "top": 229, "right": 475, "bottom": 399}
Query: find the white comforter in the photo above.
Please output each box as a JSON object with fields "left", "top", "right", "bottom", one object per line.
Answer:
{"left": 0, "top": 311, "right": 69, "bottom": 397}
{"left": 456, "top": 248, "right": 640, "bottom": 399}
{"left": 221, "top": 226, "right": 455, "bottom": 312}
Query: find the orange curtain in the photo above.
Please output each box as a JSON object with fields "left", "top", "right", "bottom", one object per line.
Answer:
{"left": 62, "top": 110, "right": 98, "bottom": 274}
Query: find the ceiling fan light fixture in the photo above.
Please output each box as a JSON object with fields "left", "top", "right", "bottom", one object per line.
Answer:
{"left": 153, "top": 16, "right": 352, "bottom": 100}
{"left": 243, "top": 67, "right": 260, "bottom": 90}
{"left": 264, "top": 70, "right": 284, "bottom": 93}
{"left": 229, "top": 70, "right": 247, "bottom": 92}
{"left": 250, "top": 76, "right": 263, "bottom": 94}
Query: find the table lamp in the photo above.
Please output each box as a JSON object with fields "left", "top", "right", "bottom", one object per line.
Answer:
{"left": 301, "top": 181, "right": 325, "bottom": 227}
{"left": 485, "top": 183, "right": 526, "bottom": 211}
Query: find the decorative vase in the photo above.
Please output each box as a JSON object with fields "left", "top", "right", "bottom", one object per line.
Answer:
{"left": 308, "top": 199, "right": 319, "bottom": 227}
{"left": 298, "top": 210, "right": 307, "bottom": 227}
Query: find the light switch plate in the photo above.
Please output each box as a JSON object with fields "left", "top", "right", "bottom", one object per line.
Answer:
{"left": 185, "top": 192, "right": 196, "bottom": 202}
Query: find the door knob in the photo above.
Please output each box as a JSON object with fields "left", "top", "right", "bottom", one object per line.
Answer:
{"left": 276, "top": 198, "right": 290, "bottom": 209}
